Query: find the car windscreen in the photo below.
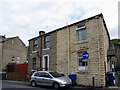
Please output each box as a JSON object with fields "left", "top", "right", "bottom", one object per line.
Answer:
{"left": 49, "top": 72, "right": 62, "bottom": 78}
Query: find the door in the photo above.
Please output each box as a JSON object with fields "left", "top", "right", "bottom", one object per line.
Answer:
{"left": 43, "top": 55, "right": 49, "bottom": 71}
{"left": 34, "top": 72, "right": 43, "bottom": 85}
{"left": 41, "top": 72, "right": 54, "bottom": 86}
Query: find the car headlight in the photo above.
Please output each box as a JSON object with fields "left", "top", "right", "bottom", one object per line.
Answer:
{"left": 59, "top": 80, "right": 67, "bottom": 84}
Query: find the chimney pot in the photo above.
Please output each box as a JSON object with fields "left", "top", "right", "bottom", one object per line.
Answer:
{"left": 39, "top": 31, "right": 45, "bottom": 36}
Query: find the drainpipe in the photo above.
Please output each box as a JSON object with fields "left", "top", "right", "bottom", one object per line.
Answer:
{"left": 67, "top": 23, "right": 70, "bottom": 75}
{"left": 1, "top": 43, "right": 3, "bottom": 71}
{"left": 39, "top": 31, "right": 45, "bottom": 71}
{"left": 95, "top": 16, "right": 101, "bottom": 86}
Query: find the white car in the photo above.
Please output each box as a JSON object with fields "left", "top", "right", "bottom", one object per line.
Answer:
{"left": 30, "top": 71, "right": 72, "bottom": 89}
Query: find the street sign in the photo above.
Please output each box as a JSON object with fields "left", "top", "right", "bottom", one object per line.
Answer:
{"left": 82, "top": 52, "right": 89, "bottom": 59}
{"left": 82, "top": 59, "right": 89, "bottom": 62}
{"left": 82, "top": 52, "right": 89, "bottom": 88}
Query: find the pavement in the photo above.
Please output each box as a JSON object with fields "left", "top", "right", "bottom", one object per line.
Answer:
{"left": 2, "top": 80, "right": 120, "bottom": 89}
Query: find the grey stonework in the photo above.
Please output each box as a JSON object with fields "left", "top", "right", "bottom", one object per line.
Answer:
{"left": 0, "top": 36, "right": 27, "bottom": 70}
{"left": 27, "top": 13, "right": 110, "bottom": 87}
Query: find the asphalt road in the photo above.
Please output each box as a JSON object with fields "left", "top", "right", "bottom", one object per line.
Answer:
{"left": 2, "top": 80, "right": 120, "bottom": 90}
{"left": 2, "top": 80, "right": 54, "bottom": 90}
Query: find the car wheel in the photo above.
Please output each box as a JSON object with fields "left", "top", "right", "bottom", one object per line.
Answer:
{"left": 53, "top": 82, "right": 59, "bottom": 89}
{"left": 31, "top": 81, "right": 36, "bottom": 87}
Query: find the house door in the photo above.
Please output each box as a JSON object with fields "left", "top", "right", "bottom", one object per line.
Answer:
{"left": 43, "top": 55, "right": 49, "bottom": 71}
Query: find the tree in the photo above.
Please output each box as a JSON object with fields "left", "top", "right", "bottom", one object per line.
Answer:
{"left": 111, "top": 39, "right": 120, "bottom": 45}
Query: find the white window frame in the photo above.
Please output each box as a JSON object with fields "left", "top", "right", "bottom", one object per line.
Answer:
{"left": 33, "top": 39, "right": 38, "bottom": 51}
{"left": 43, "top": 55, "right": 49, "bottom": 71}
{"left": 44, "top": 36, "right": 50, "bottom": 49}
{"left": 17, "top": 56, "right": 20, "bottom": 63}
{"left": 78, "top": 52, "right": 87, "bottom": 71}
{"left": 76, "top": 24, "right": 87, "bottom": 42}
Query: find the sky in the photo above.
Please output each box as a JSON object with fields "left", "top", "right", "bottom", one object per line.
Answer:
{"left": 0, "top": 0, "right": 119, "bottom": 46}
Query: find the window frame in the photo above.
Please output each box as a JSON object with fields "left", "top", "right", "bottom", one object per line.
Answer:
{"left": 12, "top": 56, "right": 15, "bottom": 61}
{"left": 33, "top": 39, "right": 38, "bottom": 51}
{"left": 33, "top": 58, "right": 37, "bottom": 70}
{"left": 78, "top": 52, "right": 87, "bottom": 70}
{"left": 17, "top": 56, "right": 20, "bottom": 63}
{"left": 76, "top": 24, "right": 87, "bottom": 42}
{"left": 44, "top": 36, "right": 50, "bottom": 49}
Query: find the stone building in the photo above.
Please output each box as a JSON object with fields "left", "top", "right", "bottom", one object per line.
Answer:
{"left": 107, "top": 41, "right": 120, "bottom": 72}
{"left": 27, "top": 13, "right": 110, "bottom": 87}
{"left": 0, "top": 35, "right": 27, "bottom": 71}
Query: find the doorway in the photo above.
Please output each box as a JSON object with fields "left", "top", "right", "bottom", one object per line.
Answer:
{"left": 43, "top": 55, "right": 49, "bottom": 71}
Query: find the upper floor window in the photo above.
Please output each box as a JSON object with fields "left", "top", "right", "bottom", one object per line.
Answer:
{"left": 76, "top": 24, "right": 87, "bottom": 42}
{"left": 33, "top": 39, "right": 37, "bottom": 51}
{"left": 44, "top": 36, "right": 49, "bottom": 49}
{"left": 11, "top": 39, "right": 14, "bottom": 44}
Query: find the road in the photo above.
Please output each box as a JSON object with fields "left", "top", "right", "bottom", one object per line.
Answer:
{"left": 2, "top": 80, "right": 120, "bottom": 90}
{"left": 2, "top": 80, "right": 54, "bottom": 90}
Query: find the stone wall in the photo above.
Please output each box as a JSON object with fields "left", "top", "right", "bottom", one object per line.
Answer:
{"left": 2, "top": 37, "right": 27, "bottom": 70}
{"left": 27, "top": 31, "right": 57, "bottom": 74}
{"left": 56, "top": 15, "right": 109, "bottom": 87}
{"left": 27, "top": 14, "right": 110, "bottom": 87}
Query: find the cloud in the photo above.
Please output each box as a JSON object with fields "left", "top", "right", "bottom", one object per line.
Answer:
{"left": 0, "top": 0, "right": 119, "bottom": 45}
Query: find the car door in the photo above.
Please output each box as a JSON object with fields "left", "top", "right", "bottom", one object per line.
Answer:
{"left": 42, "top": 72, "right": 54, "bottom": 86}
{"left": 34, "top": 72, "right": 44, "bottom": 85}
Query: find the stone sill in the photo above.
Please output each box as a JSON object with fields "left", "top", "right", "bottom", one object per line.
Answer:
{"left": 76, "top": 71, "right": 90, "bottom": 74}
{"left": 32, "top": 51, "right": 37, "bottom": 53}
{"left": 42, "top": 48, "right": 50, "bottom": 51}
{"left": 77, "top": 40, "right": 88, "bottom": 44}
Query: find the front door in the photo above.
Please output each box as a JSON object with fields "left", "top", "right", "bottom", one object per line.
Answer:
{"left": 43, "top": 55, "right": 49, "bottom": 71}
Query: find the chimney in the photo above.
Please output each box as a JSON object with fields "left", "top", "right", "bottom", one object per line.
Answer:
{"left": 0, "top": 35, "right": 6, "bottom": 42}
{"left": 39, "top": 31, "right": 45, "bottom": 36}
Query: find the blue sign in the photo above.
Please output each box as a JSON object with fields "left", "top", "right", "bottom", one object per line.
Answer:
{"left": 82, "top": 52, "right": 89, "bottom": 59}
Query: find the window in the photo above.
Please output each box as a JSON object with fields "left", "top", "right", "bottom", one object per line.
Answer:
{"left": 34, "top": 72, "right": 43, "bottom": 77}
{"left": 34, "top": 72, "right": 51, "bottom": 78}
{"left": 33, "top": 39, "right": 37, "bottom": 51}
{"left": 78, "top": 52, "right": 87, "bottom": 70}
{"left": 76, "top": 24, "right": 87, "bottom": 41}
{"left": 44, "top": 36, "right": 49, "bottom": 49}
{"left": 43, "top": 73, "right": 51, "bottom": 78}
{"left": 17, "top": 56, "right": 20, "bottom": 63}
{"left": 11, "top": 39, "right": 14, "bottom": 44}
{"left": 12, "top": 56, "right": 15, "bottom": 61}
{"left": 33, "top": 58, "right": 36, "bottom": 70}
{"left": 49, "top": 72, "right": 62, "bottom": 78}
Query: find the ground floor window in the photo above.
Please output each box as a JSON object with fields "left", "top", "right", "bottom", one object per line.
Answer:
{"left": 17, "top": 56, "right": 20, "bottom": 63}
{"left": 78, "top": 52, "right": 87, "bottom": 70}
{"left": 33, "top": 58, "right": 36, "bottom": 70}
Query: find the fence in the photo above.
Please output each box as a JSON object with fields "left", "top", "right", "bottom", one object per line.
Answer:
{"left": 6, "top": 64, "right": 28, "bottom": 81}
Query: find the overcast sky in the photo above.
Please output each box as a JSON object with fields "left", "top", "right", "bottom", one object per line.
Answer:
{"left": 0, "top": 0, "right": 119, "bottom": 45}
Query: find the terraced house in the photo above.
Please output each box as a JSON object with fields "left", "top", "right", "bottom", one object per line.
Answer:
{"left": 27, "top": 13, "right": 110, "bottom": 87}
{"left": 0, "top": 36, "right": 27, "bottom": 71}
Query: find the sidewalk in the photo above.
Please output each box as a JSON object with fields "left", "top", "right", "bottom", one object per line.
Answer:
{"left": 71, "top": 84, "right": 120, "bottom": 89}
